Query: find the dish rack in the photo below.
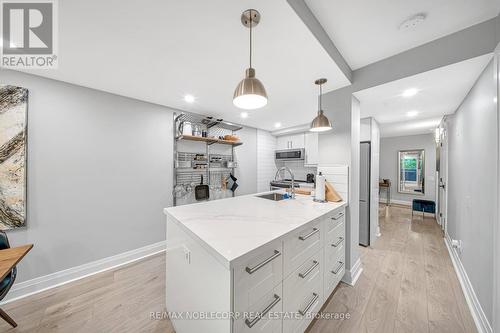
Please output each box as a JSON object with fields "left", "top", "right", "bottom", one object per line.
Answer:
{"left": 173, "top": 112, "right": 243, "bottom": 206}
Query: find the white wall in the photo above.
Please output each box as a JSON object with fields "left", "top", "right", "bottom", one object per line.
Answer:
{"left": 1, "top": 69, "right": 172, "bottom": 283}
{"left": 379, "top": 134, "right": 436, "bottom": 204}
{"left": 447, "top": 59, "right": 496, "bottom": 323}
{"left": 349, "top": 97, "right": 360, "bottom": 269}
{"left": 0, "top": 69, "right": 261, "bottom": 284}
{"left": 360, "top": 117, "right": 371, "bottom": 142}
{"left": 234, "top": 127, "right": 257, "bottom": 195}
{"left": 364, "top": 117, "right": 380, "bottom": 242}
{"left": 256, "top": 130, "right": 277, "bottom": 192}
{"left": 319, "top": 88, "right": 361, "bottom": 281}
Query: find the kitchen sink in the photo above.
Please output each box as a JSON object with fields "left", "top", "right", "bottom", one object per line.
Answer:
{"left": 255, "top": 193, "right": 286, "bottom": 201}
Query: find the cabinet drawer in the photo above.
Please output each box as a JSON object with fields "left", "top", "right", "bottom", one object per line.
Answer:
{"left": 283, "top": 251, "right": 323, "bottom": 333}
{"left": 325, "top": 222, "right": 345, "bottom": 267}
{"left": 284, "top": 220, "right": 321, "bottom": 277}
{"left": 324, "top": 251, "right": 345, "bottom": 298}
{"left": 234, "top": 284, "right": 283, "bottom": 333}
{"left": 325, "top": 208, "right": 345, "bottom": 236}
{"left": 234, "top": 240, "right": 283, "bottom": 314}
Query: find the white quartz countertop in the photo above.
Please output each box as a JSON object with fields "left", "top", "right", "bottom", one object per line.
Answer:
{"left": 164, "top": 191, "right": 346, "bottom": 267}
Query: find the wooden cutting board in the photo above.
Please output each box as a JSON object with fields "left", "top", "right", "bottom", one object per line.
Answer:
{"left": 294, "top": 188, "right": 312, "bottom": 195}
{"left": 325, "top": 181, "right": 343, "bottom": 202}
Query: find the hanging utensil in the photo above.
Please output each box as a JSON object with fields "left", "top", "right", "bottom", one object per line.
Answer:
{"left": 195, "top": 174, "right": 210, "bottom": 201}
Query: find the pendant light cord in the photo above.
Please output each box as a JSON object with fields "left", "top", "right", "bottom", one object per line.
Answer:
{"left": 318, "top": 83, "right": 322, "bottom": 112}
{"left": 249, "top": 11, "right": 253, "bottom": 68}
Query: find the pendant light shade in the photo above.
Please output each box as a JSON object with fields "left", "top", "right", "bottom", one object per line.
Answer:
{"left": 310, "top": 110, "right": 332, "bottom": 132}
{"left": 233, "top": 9, "right": 268, "bottom": 110}
{"left": 233, "top": 68, "right": 268, "bottom": 109}
{"left": 310, "top": 78, "right": 332, "bottom": 132}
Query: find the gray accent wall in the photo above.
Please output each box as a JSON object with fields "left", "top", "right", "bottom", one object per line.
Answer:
{"left": 0, "top": 69, "right": 261, "bottom": 283}
{"left": 447, "top": 59, "right": 496, "bottom": 323}
{"left": 0, "top": 69, "right": 172, "bottom": 283}
{"left": 379, "top": 134, "right": 437, "bottom": 204}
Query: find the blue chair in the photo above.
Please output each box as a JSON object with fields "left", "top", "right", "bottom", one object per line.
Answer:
{"left": 412, "top": 199, "right": 436, "bottom": 219}
{"left": 0, "top": 231, "right": 18, "bottom": 328}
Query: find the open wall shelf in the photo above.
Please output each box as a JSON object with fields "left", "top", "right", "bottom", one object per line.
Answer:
{"left": 176, "top": 134, "right": 243, "bottom": 147}
{"left": 173, "top": 111, "right": 244, "bottom": 206}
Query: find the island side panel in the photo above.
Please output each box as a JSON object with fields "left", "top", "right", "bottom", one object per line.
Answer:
{"left": 166, "top": 215, "right": 232, "bottom": 333}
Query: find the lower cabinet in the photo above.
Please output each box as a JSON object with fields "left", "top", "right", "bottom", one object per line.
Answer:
{"left": 166, "top": 205, "right": 346, "bottom": 333}
{"left": 283, "top": 251, "right": 323, "bottom": 333}
{"left": 233, "top": 284, "right": 283, "bottom": 333}
{"left": 233, "top": 206, "right": 346, "bottom": 333}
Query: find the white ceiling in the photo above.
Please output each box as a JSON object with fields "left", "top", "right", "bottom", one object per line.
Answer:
{"left": 378, "top": 117, "right": 443, "bottom": 138}
{"left": 19, "top": 0, "right": 351, "bottom": 131}
{"left": 354, "top": 53, "right": 492, "bottom": 137}
{"left": 305, "top": 0, "right": 500, "bottom": 69}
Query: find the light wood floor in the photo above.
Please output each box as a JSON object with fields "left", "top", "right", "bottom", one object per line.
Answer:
{"left": 0, "top": 205, "right": 475, "bottom": 333}
{"left": 307, "top": 205, "right": 476, "bottom": 333}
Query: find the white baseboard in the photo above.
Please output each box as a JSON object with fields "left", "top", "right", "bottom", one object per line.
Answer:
{"left": 444, "top": 235, "right": 492, "bottom": 333}
{"left": 342, "top": 257, "right": 363, "bottom": 286}
{"left": 1, "top": 241, "right": 166, "bottom": 305}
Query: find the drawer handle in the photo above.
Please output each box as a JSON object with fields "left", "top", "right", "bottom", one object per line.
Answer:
{"left": 331, "top": 261, "right": 344, "bottom": 275}
{"left": 298, "top": 293, "right": 319, "bottom": 316}
{"left": 331, "top": 237, "right": 344, "bottom": 247}
{"left": 245, "top": 294, "right": 281, "bottom": 328}
{"left": 331, "top": 213, "right": 345, "bottom": 221}
{"left": 299, "top": 228, "right": 319, "bottom": 241}
{"left": 245, "top": 250, "right": 281, "bottom": 274}
{"left": 299, "top": 260, "right": 319, "bottom": 279}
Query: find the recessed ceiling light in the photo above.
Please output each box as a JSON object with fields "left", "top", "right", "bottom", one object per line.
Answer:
{"left": 407, "top": 110, "right": 419, "bottom": 118}
{"left": 399, "top": 13, "right": 427, "bottom": 31}
{"left": 184, "top": 94, "right": 195, "bottom": 103}
{"left": 274, "top": 122, "right": 282, "bottom": 128}
{"left": 240, "top": 112, "right": 248, "bottom": 118}
{"left": 402, "top": 88, "right": 419, "bottom": 98}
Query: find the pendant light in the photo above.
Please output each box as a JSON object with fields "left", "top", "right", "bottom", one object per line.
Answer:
{"left": 233, "top": 9, "right": 268, "bottom": 110}
{"left": 310, "top": 78, "right": 332, "bottom": 132}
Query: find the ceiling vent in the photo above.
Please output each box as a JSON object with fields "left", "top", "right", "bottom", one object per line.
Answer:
{"left": 399, "top": 13, "right": 427, "bottom": 31}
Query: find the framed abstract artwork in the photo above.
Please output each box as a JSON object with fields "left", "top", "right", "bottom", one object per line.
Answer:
{"left": 0, "top": 85, "right": 28, "bottom": 230}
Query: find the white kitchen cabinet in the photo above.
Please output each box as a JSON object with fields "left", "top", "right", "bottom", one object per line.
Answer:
{"left": 276, "top": 134, "right": 305, "bottom": 150}
{"left": 165, "top": 200, "right": 346, "bottom": 333}
{"left": 276, "top": 136, "right": 290, "bottom": 150}
{"left": 304, "top": 133, "right": 319, "bottom": 166}
{"left": 290, "top": 134, "right": 305, "bottom": 149}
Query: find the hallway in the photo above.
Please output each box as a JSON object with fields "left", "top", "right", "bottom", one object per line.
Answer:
{"left": 308, "top": 204, "right": 476, "bottom": 333}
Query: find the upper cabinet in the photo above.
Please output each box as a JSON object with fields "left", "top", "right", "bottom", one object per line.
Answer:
{"left": 276, "top": 136, "right": 290, "bottom": 150}
{"left": 277, "top": 134, "right": 305, "bottom": 150}
{"left": 276, "top": 133, "right": 305, "bottom": 150}
{"left": 275, "top": 132, "right": 319, "bottom": 166}
{"left": 304, "top": 132, "right": 319, "bottom": 166}
{"left": 290, "top": 134, "right": 305, "bottom": 149}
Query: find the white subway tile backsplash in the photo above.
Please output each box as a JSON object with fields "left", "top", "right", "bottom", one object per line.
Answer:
{"left": 257, "top": 130, "right": 277, "bottom": 192}
{"left": 257, "top": 130, "right": 317, "bottom": 191}
{"left": 275, "top": 160, "right": 316, "bottom": 181}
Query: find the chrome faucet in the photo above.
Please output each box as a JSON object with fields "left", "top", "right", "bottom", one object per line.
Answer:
{"left": 274, "top": 166, "right": 295, "bottom": 199}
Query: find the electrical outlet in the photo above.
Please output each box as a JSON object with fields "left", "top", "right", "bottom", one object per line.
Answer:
{"left": 451, "top": 239, "right": 463, "bottom": 254}
{"left": 183, "top": 245, "right": 191, "bottom": 264}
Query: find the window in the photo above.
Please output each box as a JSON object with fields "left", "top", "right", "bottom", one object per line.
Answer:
{"left": 398, "top": 150, "right": 425, "bottom": 195}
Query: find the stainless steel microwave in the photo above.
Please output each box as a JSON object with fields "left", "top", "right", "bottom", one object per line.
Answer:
{"left": 275, "top": 148, "right": 305, "bottom": 160}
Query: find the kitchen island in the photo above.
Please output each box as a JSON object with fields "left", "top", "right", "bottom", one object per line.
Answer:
{"left": 164, "top": 191, "right": 346, "bottom": 333}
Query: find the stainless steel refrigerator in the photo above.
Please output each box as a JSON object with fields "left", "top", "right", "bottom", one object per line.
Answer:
{"left": 359, "top": 142, "right": 370, "bottom": 246}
